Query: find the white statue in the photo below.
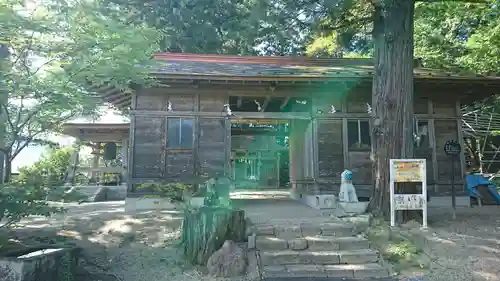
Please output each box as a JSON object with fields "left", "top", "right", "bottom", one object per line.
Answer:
{"left": 338, "top": 170, "right": 359, "bottom": 203}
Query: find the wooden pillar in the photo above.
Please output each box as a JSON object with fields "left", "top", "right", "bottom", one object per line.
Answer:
{"left": 456, "top": 100, "right": 466, "bottom": 181}
{"left": 342, "top": 118, "right": 349, "bottom": 169}
{"left": 276, "top": 151, "right": 281, "bottom": 188}
{"left": 121, "top": 138, "right": 128, "bottom": 183}
{"left": 429, "top": 99, "right": 438, "bottom": 193}
{"left": 65, "top": 140, "right": 81, "bottom": 185}
{"left": 304, "top": 121, "right": 314, "bottom": 178}
{"left": 289, "top": 120, "right": 306, "bottom": 198}
{"left": 92, "top": 142, "right": 101, "bottom": 183}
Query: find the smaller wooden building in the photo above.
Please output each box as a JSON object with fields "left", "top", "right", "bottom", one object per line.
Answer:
{"left": 62, "top": 122, "right": 129, "bottom": 185}
{"left": 87, "top": 53, "right": 500, "bottom": 202}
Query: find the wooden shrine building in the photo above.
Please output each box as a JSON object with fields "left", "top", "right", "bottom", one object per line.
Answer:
{"left": 83, "top": 53, "right": 500, "bottom": 205}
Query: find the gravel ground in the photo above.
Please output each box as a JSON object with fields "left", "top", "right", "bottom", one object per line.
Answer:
{"left": 4, "top": 201, "right": 256, "bottom": 281}
{"left": 405, "top": 206, "right": 500, "bottom": 281}
{"left": 3, "top": 202, "right": 500, "bottom": 281}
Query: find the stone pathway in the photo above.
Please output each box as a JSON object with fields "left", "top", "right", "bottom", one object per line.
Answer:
{"left": 262, "top": 277, "right": 396, "bottom": 281}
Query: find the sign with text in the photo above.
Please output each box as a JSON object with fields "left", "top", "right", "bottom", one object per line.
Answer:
{"left": 393, "top": 194, "right": 426, "bottom": 210}
{"left": 392, "top": 160, "right": 424, "bottom": 182}
{"left": 444, "top": 140, "right": 461, "bottom": 156}
{"left": 389, "top": 159, "right": 428, "bottom": 228}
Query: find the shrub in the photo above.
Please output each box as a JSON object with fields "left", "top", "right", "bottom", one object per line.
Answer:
{"left": 0, "top": 147, "right": 85, "bottom": 228}
{"left": 136, "top": 183, "right": 196, "bottom": 202}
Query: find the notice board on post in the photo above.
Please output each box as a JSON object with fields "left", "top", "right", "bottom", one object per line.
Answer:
{"left": 389, "top": 159, "right": 428, "bottom": 228}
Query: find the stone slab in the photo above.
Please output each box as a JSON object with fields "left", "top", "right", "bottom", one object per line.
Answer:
{"left": 338, "top": 202, "right": 369, "bottom": 214}
{"left": 256, "top": 237, "right": 288, "bottom": 251}
{"left": 302, "top": 195, "right": 338, "bottom": 209}
{"left": 260, "top": 251, "right": 300, "bottom": 265}
{"left": 323, "top": 264, "right": 354, "bottom": 278}
{"left": 255, "top": 225, "right": 276, "bottom": 236}
{"left": 262, "top": 264, "right": 392, "bottom": 280}
{"left": 319, "top": 223, "right": 354, "bottom": 236}
{"left": 276, "top": 226, "right": 302, "bottom": 238}
{"left": 338, "top": 249, "right": 379, "bottom": 264}
{"left": 351, "top": 263, "right": 390, "bottom": 278}
{"left": 297, "top": 251, "right": 340, "bottom": 265}
{"left": 262, "top": 277, "right": 395, "bottom": 281}
{"left": 288, "top": 238, "right": 308, "bottom": 251}
{"left": 0, "top": 247, "right": 79, "bottom": 281}
{"left": 306, "top": 236, "right": 369, "bottom": 251}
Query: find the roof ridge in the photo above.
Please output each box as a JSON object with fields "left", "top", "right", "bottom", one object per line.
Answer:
{"left": 152, "top": 52, "right": 373, "bottom": 66}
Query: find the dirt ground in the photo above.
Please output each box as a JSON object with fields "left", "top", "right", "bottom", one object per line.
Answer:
{"left": 1, "top": 201, "right": 500, "bottom": 281}
{"left": 417, "top": 206, "right": 500, "bottom": 281}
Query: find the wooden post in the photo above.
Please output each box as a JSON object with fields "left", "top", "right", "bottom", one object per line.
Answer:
{"left": 277, "top": 151, "right": 281, "bottom": 188}
{"left": 121, "top": 138, "right": 128, "bottom": 182}
{"left": 127, "top": 91, "right": 137, "bottom": 193}
{"left": 65, "top": 141, "right": 81, "bottom": 185}
{"left": 456, "top": 100, "right": 466, "bottom": 181}
{"left": 342, "top": 118, "right": 349, "bottom": 169}
{"left": 92, "top": 142, "right": 101, "bottom": 183}
{"left": 429, "top": 99, "right": 438, "bottom": 193}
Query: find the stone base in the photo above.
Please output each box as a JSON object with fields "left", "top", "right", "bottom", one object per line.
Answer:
{"left": 302, "top": 195, "right": 338, "bottom": 209}
{"left": 338, "top": 202, "right": 369, "bottom": 214}
{"left": 124, "top": 197, "right": 176, "bottom": 212}
{"left": 0, "top": 247, "right": 78, "bottom": 281}
{"left": 105, "top": 185, "right": 127, "bottom": 201}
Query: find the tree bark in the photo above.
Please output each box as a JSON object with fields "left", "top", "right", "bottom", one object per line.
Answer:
{"left": 181, "top": 207, "right": 246, "bottom": 265}
{"left": 368, "top": 0, "right": 415, "bottom": 220}
{"left": 4, "top": 156, "right": 11, "bottom": 183}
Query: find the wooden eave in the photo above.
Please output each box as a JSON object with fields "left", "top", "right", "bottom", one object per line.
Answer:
{"left": 88, "top": 52, "right": 500, "bottom": 109}
{"left": 62, "top": 123, "right": 130, "bottom": 141}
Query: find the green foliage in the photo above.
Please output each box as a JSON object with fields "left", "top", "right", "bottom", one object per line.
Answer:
{"left": 0, "top": 147, "right": 86, "bottom": 228}
{"left": 366, "top": 219, "right": 430, "bottom": 273}
{"left": 136, "top": 183, "right": 196, "bottom": 202}
{"left": 0, "top": 0, "right": 163, "bottom": 178}
{"left": 300, "top": 0, "right": 499, "bottom": 75}
{"left": 414, "top": 1, "right": 500, "bottom": 74}
{"left": 16, "top": 147, "right": 74, "bottom": 189}
{"left": 0, "top": 182, "right": 65, "bottom": 228}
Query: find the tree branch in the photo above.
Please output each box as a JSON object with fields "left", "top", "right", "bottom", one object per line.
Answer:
{"left": 31, "top": 58, "right": 57, "bottom": 76}
{"left": 10, "top": 136, "right": 35, "bottom": 160}
{"left": 1, "top": 103, "right": 15, "bottom": 133}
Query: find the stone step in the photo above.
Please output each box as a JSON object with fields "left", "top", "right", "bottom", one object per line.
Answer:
{"left": 260, "top": 249, "right": 379, "bottom": 266}
{"left": 254, "top": 222, "right": 356, "bottom": 238}
{"left": 262, "top": 263, "right": 389, "bottom": 279}
{"left": 256, "top": 236, "right": 370, "bottom": 251}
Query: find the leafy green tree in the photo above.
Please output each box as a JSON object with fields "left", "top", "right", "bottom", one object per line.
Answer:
{"left": 0, "top": 0, "right": 163, "bottom": 181}
{"left": 0, "top": 147, "right": 82, "bottom": 228}
{"left": 105, "top": 0, "right": 312, "bottom": 55}
{"left": 294, "top": 0, "right": 498, "bottom": 219}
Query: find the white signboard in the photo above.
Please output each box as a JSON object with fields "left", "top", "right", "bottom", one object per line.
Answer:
{"left": 389, "top": 159, "right": 428, "bottom": 228}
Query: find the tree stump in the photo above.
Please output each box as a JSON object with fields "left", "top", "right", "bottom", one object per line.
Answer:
{"left": 181, "top": 207, "right": 246, "bottom": 265}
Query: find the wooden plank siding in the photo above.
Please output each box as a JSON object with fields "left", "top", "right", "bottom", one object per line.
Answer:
{"left": 128, "top": 83, "right": 466, "bottom": 198}
{"left": 129, "top": 89, "right": 230, "bottom": 192}
{"left": 312, "top": 88, "right": 465, "bottom": 198}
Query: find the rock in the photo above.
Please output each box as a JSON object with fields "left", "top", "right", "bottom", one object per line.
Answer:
{"left": 207, "top": 240, "right": 246, "bottom": 277}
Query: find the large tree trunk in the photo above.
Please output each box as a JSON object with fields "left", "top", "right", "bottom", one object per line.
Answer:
{"left": 3, "top": 157, "right": 11, "bottom": 183}
{"left": 368, "top": 0, "right": 415, "bottom": 220}
{"left": 181, "top": 207, "right": 246, "bottom": 265}
{"left": 0, "top": 44, "right": 9, "bottom": 184}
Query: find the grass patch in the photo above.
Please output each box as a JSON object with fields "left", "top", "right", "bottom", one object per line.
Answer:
{"left": 365, "top": 218, "right": 431, "bottom": 275}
